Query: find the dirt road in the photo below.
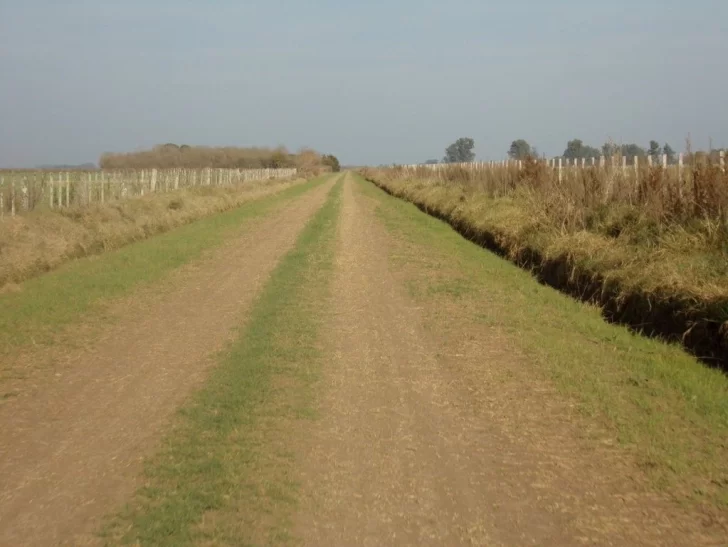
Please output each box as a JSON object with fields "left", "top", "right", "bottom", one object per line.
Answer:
{"left": 0, "top": 179, "right": 334, "bottom": 546}
{"left": 0, "top": 174, "right": 725, "bottom": 546}
{"left": 292, "top": 176, "right": 725, "bottom": 546}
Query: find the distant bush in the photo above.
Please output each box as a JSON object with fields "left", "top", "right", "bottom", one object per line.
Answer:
{"left": 322, "top": 154, "right": 341, "bottom": 172}
{"left": 99, "top": 144, "right": 329, "bottom": 173}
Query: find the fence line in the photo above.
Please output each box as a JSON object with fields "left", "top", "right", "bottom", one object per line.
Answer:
{"left": 0, "top": 167, "right": 297, "bottom": 217}
{"left": 402, "top": 151, "right": 727, "bottom": 175}
{"left": 400, "top": 152, "right": 726, "bottom": 186}
{"left": 393, "top": 151, "right": 727, "bottom": 206}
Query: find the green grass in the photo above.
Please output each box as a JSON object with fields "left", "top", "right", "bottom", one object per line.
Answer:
{"left": 101, "top": 177, "right": 343, "bottom": 545}
{"left": 353, "top": 173, "right": 728, "bottom": 509}
{"left": 0, "top": 176, "right": 328, "bottom": 362}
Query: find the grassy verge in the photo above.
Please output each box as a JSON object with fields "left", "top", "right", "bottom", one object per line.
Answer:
{"left": 361, "top": 170, "right": 728, "bottom": 367}
{"left": 354, "top": 174, "right": 728, "bottom": 510}
{"left": 101, "top": 177, "right": 343, "bottom": 545}
{"left": 0, "top": 176, "right": 327, "bottom": 360}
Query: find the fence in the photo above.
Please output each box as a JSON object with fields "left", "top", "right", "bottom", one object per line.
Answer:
{"left": 0, "top": 167, "right": 298, "bottom": 218}
{"left": 402, "top": 151, "right": 725, "bottom": 179}
{"left": 391, "top": 150, "right": 728, "bottom": 220}
{"left": 400, "top": 151, "right": 726, "bottom": 197}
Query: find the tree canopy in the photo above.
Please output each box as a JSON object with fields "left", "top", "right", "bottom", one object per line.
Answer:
{"left": 443, "top": 138, "right": 475, "bottom": 163}
{"left": 507, "top": 139, "right": 535, "bottom": 160}
{"left": 563, "top": 139, "right": 601, "bottom": 160}
{"left": 322, "top": 154, "right": 341, "bottom": 172}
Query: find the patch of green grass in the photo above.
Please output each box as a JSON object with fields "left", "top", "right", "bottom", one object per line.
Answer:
{"left": 354, "top": 173, "right": 728, "bottom": 509}
{"left": 101, "top": 177, "right": 343, "bottom": 545}
{"left": 0, "top": 176, "right": 328, "bottom": 358}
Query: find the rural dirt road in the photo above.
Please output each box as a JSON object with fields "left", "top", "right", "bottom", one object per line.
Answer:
{"left": 0, "top": 179, "right": 334, "bottom": 546}
{"left": 0, "top": 174, "right": 725, "bottom": 546}
{"left": 292, "top": 176, "right": 725, "bottom": 546}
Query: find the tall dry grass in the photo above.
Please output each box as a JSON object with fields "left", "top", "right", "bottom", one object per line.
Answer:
{"left": 381, "top": 156, "right": 728, "bottom": 256}
{"left": 362, "top": 157, "right": 728, "bottom": 364}
{"left": 0, "top": 178, "right": 306, "bottom": 290}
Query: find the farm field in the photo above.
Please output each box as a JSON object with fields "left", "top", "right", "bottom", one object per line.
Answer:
{"left": 0, "top": 173, "right": 726, "bottom": 546}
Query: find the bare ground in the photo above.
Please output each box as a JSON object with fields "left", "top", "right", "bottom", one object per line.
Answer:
{"left": 0, "top": 179, "right": 334, "bottom": 546}
{"left": 292, "top": 176, "right": 726, "bottom": 546}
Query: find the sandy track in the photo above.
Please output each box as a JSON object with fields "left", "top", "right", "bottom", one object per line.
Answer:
{"left": 293, "top": 176, "right": 722, "bottom": 546}
{"left": 0, "top": 178, "right": 334, "bottom": 546}
{"left": 295, "top": 176, "right": 499, "bottom": 545}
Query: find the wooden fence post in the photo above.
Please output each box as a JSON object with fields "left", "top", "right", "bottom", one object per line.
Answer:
{"left": 648, "top": 155, "right": 653, "bottom": 168}
{"left": 11, "top": 180, "right": 16, "bottom": 217}
{"left": 558, "top": 157, "right": 562, "bottom": 183}
{"left": 678, "top": 153, "right": 684, "bottom": 181}
{"left": 22, "top": 178, "right": 29, "bottom": 211}
{"left": 720, "top": 150, "right": 725, "bottom": 173}
{"left": 49, "top": 174, "right": 54, "bottom": 209}
{"left": 662, "top": 154, "right": 668, "bottom": 169}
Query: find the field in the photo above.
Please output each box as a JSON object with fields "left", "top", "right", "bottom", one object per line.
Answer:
{"left": 0, "top": 172, "right": 726, "bottom": 546}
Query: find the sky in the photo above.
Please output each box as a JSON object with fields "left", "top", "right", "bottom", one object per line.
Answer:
{"left": 0, "top": 0, "right": 726, "bottom": 167}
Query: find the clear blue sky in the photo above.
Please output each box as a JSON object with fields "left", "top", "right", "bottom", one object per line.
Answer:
{"left": 1, "top": 0, "right": 726, "bottom": 167}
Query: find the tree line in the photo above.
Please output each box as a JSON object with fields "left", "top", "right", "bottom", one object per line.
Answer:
{"left": 99, "top": 144, "right": 340, "bottom": 172}
{"left": 426, "top": 137, "right": 724, "bottom": 165}
{"left": 508, "top": 138, "right": 677, "bottom": 165}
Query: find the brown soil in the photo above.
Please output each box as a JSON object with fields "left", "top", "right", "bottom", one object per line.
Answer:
{"left": 0, "top": 179, "right": 334, "bottom": 546}
{"left": 292, "top": 176, "right": 726, "bottom": 546}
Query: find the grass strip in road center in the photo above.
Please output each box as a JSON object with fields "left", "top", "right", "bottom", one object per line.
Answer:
{"left": 101, "top": 176, "right": 343, "bottom": 545}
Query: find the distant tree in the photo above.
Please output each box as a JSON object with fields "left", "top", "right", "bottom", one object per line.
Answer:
{"left": 322, "top": 154, "right": 341, "bottom": 172}
{"left": 443, "top": 137, "right": 475, "bottom": 163}
{"left": 620, "top": 143, "right": 646, "bottom": 162}
{"left": 602, "top": 142, "right": 620, "bottom": 159}
{"left": 663, "top": 143, "right": 676, "bottom": 164}
{"left": 424, "top": 159, "right": 439, "bottom": 165}
{"left": 507, "top": 139, "right": 533, "bottom": 160}
{"left": 648, "top": 140, "right": 662, "bottom": 160}
{"left": 563, "top": 139, "right": 601, "bottom": 160}
{"left": 268, "top": 149, "right": 291, "bottom": 168}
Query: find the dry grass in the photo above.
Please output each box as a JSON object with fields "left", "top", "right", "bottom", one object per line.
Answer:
{"left": 0, "top": 178, "right": 306, "bottom": 289}
{"left": 361, "top": 160, "right": 728, "bottom": 365}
